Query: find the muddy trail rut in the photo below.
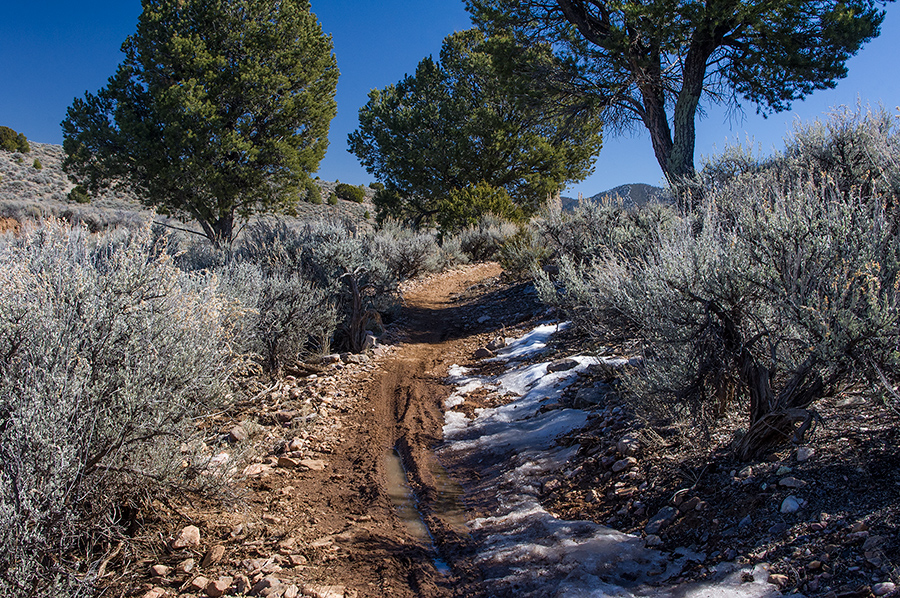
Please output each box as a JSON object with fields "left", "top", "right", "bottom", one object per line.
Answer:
{"left": 143, "top": 262, "right": 545, "bottom": 598}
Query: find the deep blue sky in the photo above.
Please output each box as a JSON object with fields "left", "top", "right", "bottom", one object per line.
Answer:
{"left": 1, "top": 1, "right": 897, "bottom": 197}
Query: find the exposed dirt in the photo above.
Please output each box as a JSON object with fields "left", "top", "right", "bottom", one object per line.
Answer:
{"left": 111, "top": 262, "right": 899, "bottom": 598}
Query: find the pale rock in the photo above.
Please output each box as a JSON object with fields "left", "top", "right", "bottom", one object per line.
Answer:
{"left": 243, "top": 463, "right": 272, "bottom": 477}
{"left": 617, "top": 434, "right": 641, "bottom": 457}
{"left": 321, "top": 354, "right": 341, "bottom": 364}
{"left": 284, "top": 585, "right": 300, "bottom": 598}
{"left": 143, "top": 588, "right": 167, "bottom": 598}
{"left": 177, "top": 558, "right": 195, "bottom": 574}
{"left": 206, "top": 577, "right": 233, "bottom": 598}
{"left": 299, "top": 459, "right": 327, "bottom": 471}
{"left": 873, "top": 582, "right": 897, "bottom": 596}
{"left": 646, "top": 506, "right": 677, "bottom": 534}
{"left": 547, "top": 358, "right": 579, "bottom": 373}
{"left": 779, "top": 476, "right": 806, "bottom": 488}
{"left": 672, "top": 488, "right": 689, "bottom": 506}
{"left": 233, "top": 574, "right": 251, "bottom": 595}
{"left": 767, "top": 573, "right": 789, "bottom": 587}
{"left": 863, "top": 535, "right": 886, "bottom": 551}
{"left": 277, "top": 456, "right": 301, "bottom": 468}
{"left": 644, "top": 534, "right": 663, "bottom": 547}
{"left": 796, "top": 447, "right": 815, "bottom": 462}
{"left": 172, "top": 525, "right": 201, "bottom": 549}
{"left": 288, "top": 554, "right": 307, "bottom": 566}
{"left": 780, "top": 495, "right": 801, "bottom": 513}
{"left": 189, "top": 576, "right": 210, "bottom": 592}
{"left": 474, "top": 347, "right": 495, "bottom": 359}
{"left": 612, "top": 457, "right": 637, "bottom": 473}
{"left": 229, "top": 425, "right": 249, "bottom": 443}
{"left": 486, "top": 336, "right": 506, "bottom": 351}
{"left": 776, "top": 465, "right": 793, "bottom": 476}
{"left": 201, "top": 545, "right": 226, "bottom": 568}
{"left": 679, "top": 496, "right": 701, "bottom": 513}
{"left": 249, "top": 575, "right": 282, "bottom": 596}
{"left": 275, "top": 410, "right": 297, "bottom": 423}
{"left": 362, "top": 333, "right": 377, "bottom": 352}
{"left": 302, "top": 585, "right": 346, "bottom": 598}
{"left": 288, "top": 437, "right": 304, "bottom": 451}
{"left": 150, "top": 564, "right": 171, "bottom": 577}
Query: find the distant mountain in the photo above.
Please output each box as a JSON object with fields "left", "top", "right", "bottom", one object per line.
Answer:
{"left": 560, "top": 183, "right": 671, "bottom": 211}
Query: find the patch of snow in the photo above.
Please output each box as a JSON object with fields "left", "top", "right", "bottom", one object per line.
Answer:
{"left": 441, "top": 323, "right": 779, "bottom": 598}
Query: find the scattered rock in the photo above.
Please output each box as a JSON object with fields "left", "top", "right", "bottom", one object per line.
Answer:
{"left": 573, "top": 384, "right": 609, "bottom": 407}
{"left": 779, "top": 476, "right": 806, "bottom": 488}
{"left": 738, "top": 515, "right": 752, "bottom": 528}
{"left": 299, "top": 459, "right": 327, "bottom": 471}
{"left": 150, "top": 564, "right": 171, "bottom": 577}
{"left": 243, "top": 463, "right": 273, "bottom": 477}
{"left": 486, "top": 336, "right": 506, "bottom": 351}
{"left": 612, "top": 457, "right": 637, "bottom": 473}
{"left": 617, "top": 434, "right": 641, "bottom": 457}
{"left": 249, "top": 575, "right": 283, "bottom": 596}
{"left": 302, "top": 585, "right": 346, "bottom": 598}
{"left": 474, "top": 347, "right": 495, "bottom": 359}
{"left": 873, "top": 582, "right": 897, "bottom": 596}
{"left": 143, "top": 588, "right": 167, "bottom": 598}
{"left": 206, "top": 577, "right": 233, "bottom": 598}
{"left": 288, "top": 554, "right": 308, "bottom": 566}
{"left": 284, "top": 585, "right": 300, "bottom": 598}
{"left": 775, "top": 465, "right": 793, "bottom": 476}
{"left": 646, "top": 506, "right": 677, "bottom": 535}
{"left": 228, "top": 425, "right": 249, "bottom": 443}
{"left": 767, "top": 573, "right": 790, "bottom": 587}
{"left": 863, "top": 535, "right": 886, "bottom": 551}
{"left": 176, "top": 558, "right": 195, "bottom": 574}
{"left": 547, "top": 358, "right": 579, "bottom": 373}
{"left": 543, "top": 478, "right": 563, "bottom": 493}
{"left": 201, "top": 545, "right": 226, "bottom": 568}
{"left": 672, "top": 489, "right": 689, "bottom": 506}
{"left": 796, "top": 447, "right": 815, "bottom": 462}
{"left": 644, "top": 534, "right": 663, "bottom": 547}
{"left": 232, "top": 574, "right": 251, "bottom": 595}
{"left": 679, "top": 496, "right": 701, "bottom": 513}
{"left": 275, "top": 410, "right": 297, "bottom": 423}
{"left": 189, "top": 576, "right": 210, "bottom": 592}
{"left": 362, "top": 333, "right": 377, "bottom": 352}
{"left": 172, "top": 525, "right": 201, "bottom": 550}
{"left": 277, "top": 456, "right": 301, "bottom": 468}
{"left": 781, "top": 495, "right": 801, "bottom": 513}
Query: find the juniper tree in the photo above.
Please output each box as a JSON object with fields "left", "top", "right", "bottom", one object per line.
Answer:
{"left": 62, "top": 0, "right": 338, "bottom": 247}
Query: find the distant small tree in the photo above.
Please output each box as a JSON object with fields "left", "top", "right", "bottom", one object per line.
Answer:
{"left": 32, "top": 158, "right": 42, "bottom": 171}
{"left": 349, "top": 29, "right": 602, "bottom": 228}
{"left": 335, "top": 183, "right": 366, "bottom": 203}
{"left": 0, "top": 126, "right": 30, "bottom": 153}
{"left": 62, "top": 0, "right": 339, "bottom": 248}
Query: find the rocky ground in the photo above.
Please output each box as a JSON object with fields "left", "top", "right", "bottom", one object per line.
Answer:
{"left": 93, "top": 263, "right": 898, "bottom": 598}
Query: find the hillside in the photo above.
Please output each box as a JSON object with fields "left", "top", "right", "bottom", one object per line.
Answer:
{"left": 0, "top": 143, "right": 374, "bottom": 233}
{"left": 561, "top": 182, "right": 671, "bottom": 211}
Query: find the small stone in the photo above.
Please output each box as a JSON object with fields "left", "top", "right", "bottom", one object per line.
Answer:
{"left": 201, "top": 545, "right": 226, "bottom": 568}
{"left": 863, "top": 535, "right": 886, "bottom": 551}
{"left": 284, "top": 585, "right": 300, "bottom": 598}
{"left": 278, "top": 537, "right": 297, "bottom": 554}
{"left": 808, "top": 560, "right": 822, "bottom": 570}
{"left": 477, "top": 314, "right": 491, "bottom": 323}
{"left": 612, "top": 457, "right": 637, "bottom": 473}
{"left": 779, "top": 476, "right": 805, "bottom": 488}
{"left": 781, "top": 495, "right": 801, "bottom": 513}
{"left": 277, "top": 456, "right": 301, "bottom": 468}
{"left": 474, "top": 347, "right": 495, "bottom": 359}
{"left": 679, "top": 496, "right": 701, "bottom": 513}
{"left": 243, "top": 463, "right": 272, "bottom": 477}
{"left": 486, "top": 336, "right": 506, "bottom": 351}
{"left": 189, "top": 576, "right": 210, "bottom": 592}
{"left": 776, "top": 465, "right": 793, "bottom": 476}
{"left": 644, "top": 534, "right": 663, "bottom": 547}
{"left": 172, "top": 525, "right": 201, "bottom": 549}
{"left": 143, "top": 588, "right": 167, "bottom": 598}
{"left": 617, "top": 434, "right": 641, "bottom": 457}
{"left": 672, "top": 489, "right": 689, "bottom": 506}
{"left": 796, "top": 447, "right": 815, "bottom": 462}
{"left": 249, "top": 575, "right": 282, "bottom": 596}
{"left": 229, "top": 425, "right": 249, "bottom": 443}
{"left": 543, "top": 478, "right": 563, "bottom": 493}
{"left": 301, "top": 585, "right": 346, "bottom": 598}
{"left": 206, "top": 577, "right": 233, "bottom": 598}
{"left": 150, "top": 564, "right": 171, "bottom": 577}
{"left": 767, "top": 573, "right": 790, "bottom": 587}
{"left": 299, "top": 459, "right": 327, "bottom": 471}
{"left": 288, "top": 437, "right": 304, "bottom": 451}
{"left": 646, "top": 506, "right": 677, "bottom": 535}
{"left": 738, "top": 466, "right": 754, "bottom": 478}
{"left": 177, "top": 558, "right": 195, "bottom": 574}
{"left": 547, "top": 358, "right": 579, "bottom": 373}
{"left": 362, "top": 333, "right": 377, "bottom": 352}
{"left": 275, "top": 410, "right": 297, "bottom": 423}
{"left": 232, "top": 574, "right": 251, "bottom": 594}
{"left": 738, "top": 515, "right": 752, "bottom": 528}
{"left": 873, "top": 582, "right": 897, "bottom": 596}
{"left": 288, "top": 554, "right": 308, "bottom": 566}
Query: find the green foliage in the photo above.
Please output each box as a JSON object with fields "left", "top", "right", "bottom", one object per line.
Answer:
{"left": 498, "top": 225, "right": 551, "bottom": 279}
{"left": 0, "top": 221, "right": 234, "bottom": 596}
{"left": 349, "top": 28, "right": 602, "bottom": 227}
{"left": 335, "top": 182, "right": 366, "bottom": 203}
{"left": 371, "top": 220, "right": 442, "bottom": 280}
{"left": 369, "top": 181, "right": 384, "bottom": 192}
{"left": 0, "top": 126, "right": 30, "bottom": 153}
{"left": 66, "top": 185, "right": 91, "bottom": 203}
{"left": 32, "top": 158, "right": 42, "bottom": 170}
{"left": 302, "top": 177, "right": 322, "bottom": 204}
{"left": 456, "top": 213, "right": 519, "bottom": 262}
{"left": 327, "top": 193, "right": 338, "bottom": 205}
{"left": 468, "top": 0, "right": 889, "bottom": 189}
{"left": 62, "top": 0, "right": 339, "bottom": 248}
{"left": 538, "top": 107, "right": 900, "bottom": 458}
{"left": 435, "top": 181, "right": 522, "bottom": 234}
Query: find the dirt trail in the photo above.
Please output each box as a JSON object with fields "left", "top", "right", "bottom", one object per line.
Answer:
{"left": 274, "top": 262, "right": 506, "bottom": 597}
